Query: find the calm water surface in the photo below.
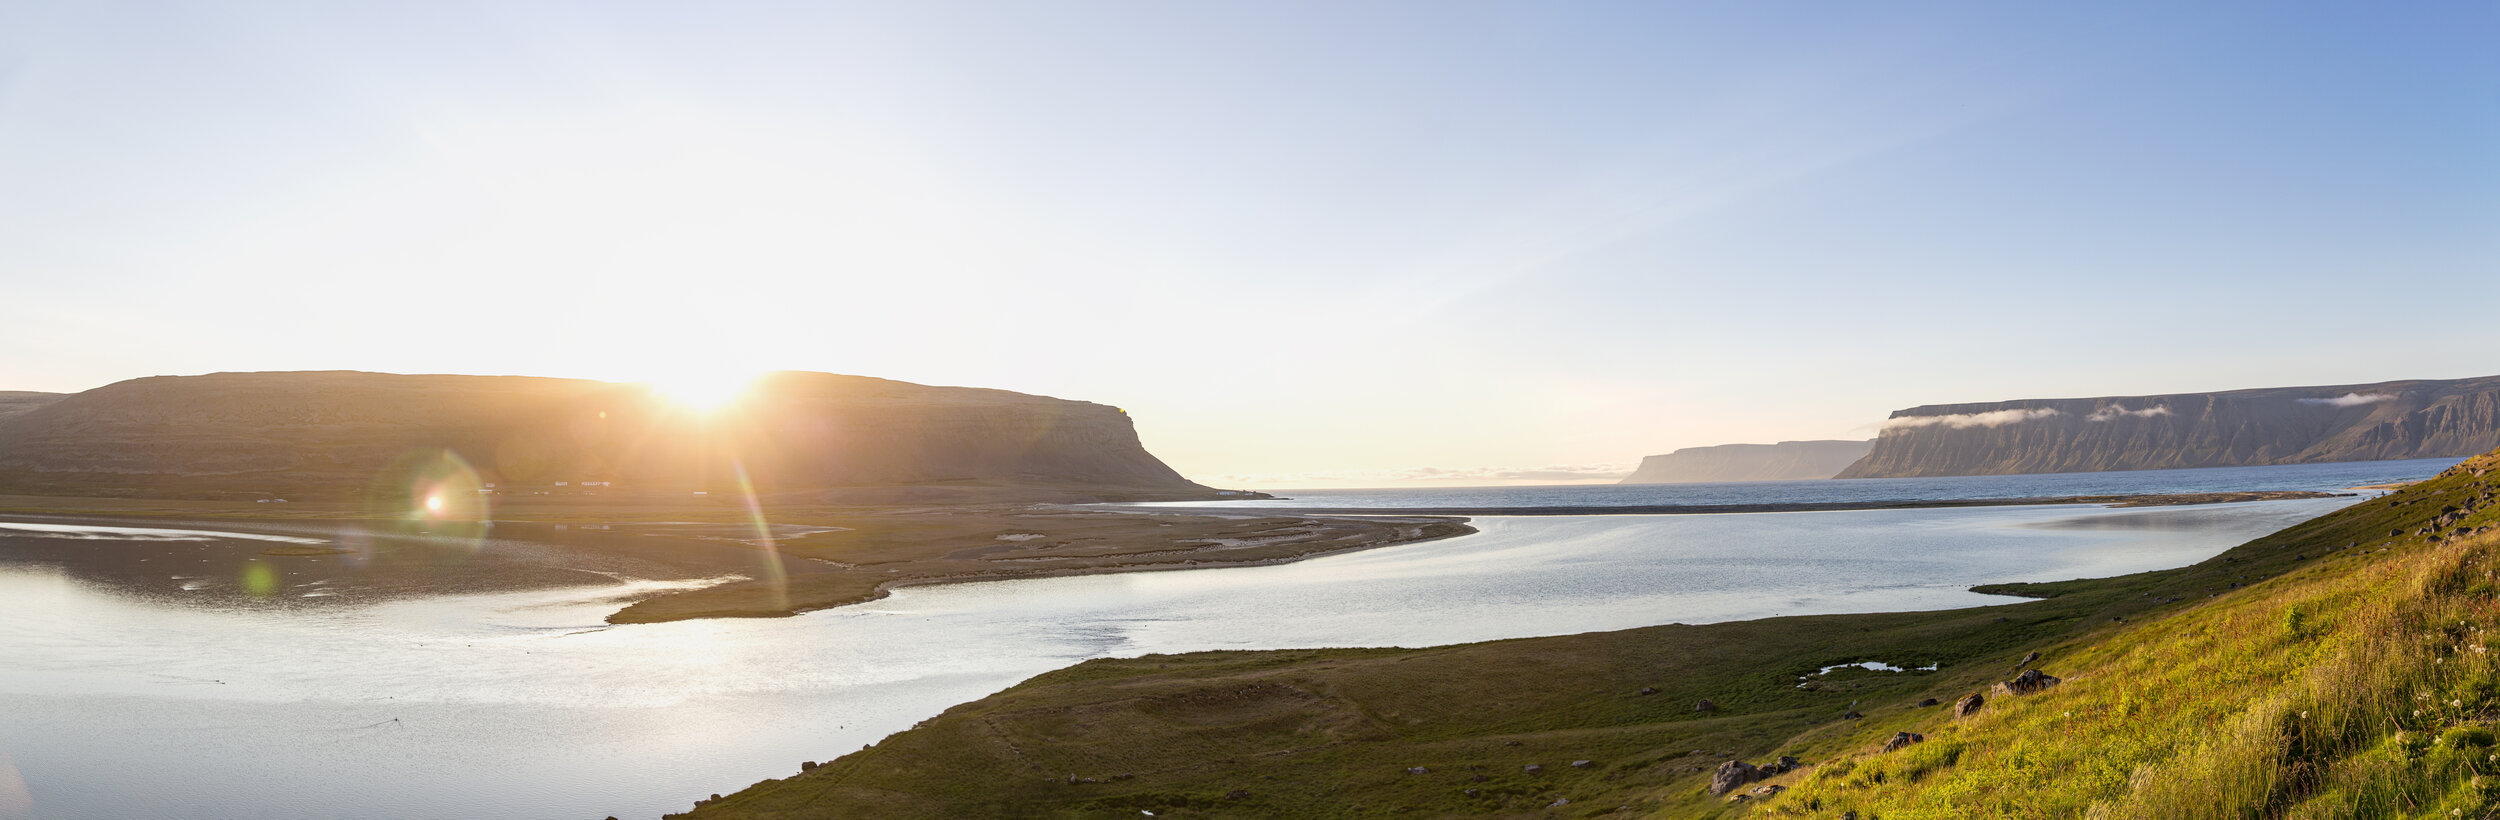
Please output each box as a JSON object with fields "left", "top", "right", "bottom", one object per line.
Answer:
{"left": 1124, "top": 457, "right": 2461, "bottom": 511}
{"left": 0, "top": 459, "right": 2457, "bottom": 819}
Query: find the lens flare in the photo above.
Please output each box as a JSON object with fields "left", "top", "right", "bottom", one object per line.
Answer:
{"left": 240, "top": 560, "right": 278, "bottom": 597}
{"left": 730, "top": 459, "right": 789, "bottom": 611}
{"left": 365, "top": 449, "right": 493, "bottom": 550}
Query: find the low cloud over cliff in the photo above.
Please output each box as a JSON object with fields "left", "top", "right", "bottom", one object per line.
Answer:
{"left": 2300, "top": 392, "right": 2397, "bottom": 408}
{"left": 1882, "top": 408, "right": 2063, "bottom": 430}
{"left": 2088, "top": 405, "right": 2172, "bottom": 422}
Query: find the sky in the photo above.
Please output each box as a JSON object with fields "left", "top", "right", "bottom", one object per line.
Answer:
{"left": 1, "top": 2, "right": 2494, "bottom": 488}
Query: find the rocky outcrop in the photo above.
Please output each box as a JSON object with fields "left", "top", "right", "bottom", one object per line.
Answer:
{"left": 1952, "top": 692, "right": 1985, "bottom": 718}
{"left": 0, "top": 370, "right": 1219, "bottom": 501}
{"left": 1839, "top": 375, "right": 2500, "bottom": 478}
{"left": 1621, "top": 440, "right": 1874, "bottom": 484}
{"left": 1708, "top": 760, "right": 1762, "bottom": 796}
{"left": 1992, "top": 669, "right": 2062, "bottom": 697}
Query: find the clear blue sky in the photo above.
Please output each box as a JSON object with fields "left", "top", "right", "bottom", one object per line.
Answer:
{"left": 2, "top": 2, "right": 2493, "bottom": 487}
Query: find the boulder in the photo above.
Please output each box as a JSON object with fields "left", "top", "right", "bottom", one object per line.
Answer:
{"left": 1571, "top": 760, "right": 1593, "bottom": 769}
{"left": 1708, "top": 760, "right": 1762, "bottom": 796}
{"left": 1696, "top": 699, "right": 1717, "bottom": 712}
{"left": 1992, "top": 669, "right": 2062, "bottom": 696}
{"left": 1881, "top": 731, "right": 1926, "bottom": 753}
{"left": 1917, "top": 697, "right": 1940, "bottom": 707}
{"left": 1523, "top": 764, "right": 1542, "bottom": 774}
{"left": 1952, "top": 692, "right": 1985, "bottom": 718}
{"left": 2012, "top": 650, "right": 2040, "bottom": 672}
{"left": 1751, "top": 784, "right": 1785, "bottom": 797}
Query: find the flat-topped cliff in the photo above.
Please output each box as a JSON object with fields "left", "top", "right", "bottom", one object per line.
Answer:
{"left": 1838, "top": 374, "right": 2500, "bottom": 478}
{"left": 0, "top": 370, "right": 1216, "bottom": 500}
{"left": 1619, "top": 439, "right": 1873, "bottom": 484}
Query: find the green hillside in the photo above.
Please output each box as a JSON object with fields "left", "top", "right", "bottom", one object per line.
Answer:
{"left": 674, "top": 451, "right": 2499, "bottom": 819}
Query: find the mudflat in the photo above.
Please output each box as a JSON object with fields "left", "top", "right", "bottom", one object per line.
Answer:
{"left": 0, "top": 494, "right": 1472, "bottom": 624}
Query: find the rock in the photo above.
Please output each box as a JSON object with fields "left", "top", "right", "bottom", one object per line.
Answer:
{"left": 1463, "top": 788, "right": 1480, "bottom": 798}
{"left": 1406, "top": 767, "right": 1427, "bottom": 775}
{"left": 1751, "top": 784, "right": 1785, "bottom": 797}
{"left": 1696, "top": 699, "right": 1717, "bottom": 712}
{"left": 1504, "top": 740, "right": 1523, "bottom": 747}
{"left": 1917, "top": 697, "right": 1940, "bottom": 707}
{"left": 799, "top": 761, "right": 817, "bottom": 771}
{"left": 1524, "top": 764, "right": 1543, "bottom": 774}
{"left": 1571, "top": 760, "right": 1593, "bottom": 769}
{"left": 1952, "top": 692, "right": 1985, "bottom": 718}
{"left": 1836, "top": 376, "right": 2500, "bottom": 479}
{"left": 1763, "top": 755, "right": 1800, "bottom": 774}
{"left": 1548, "top": 798, "right": 1571, "bottom": 808}
{"left": 1992, "top": 668, "right": 2062, "bottom": 696}
{"left": 1225, "top": 789, "right": 1250, "bottom": 801}
{"left": 2012, "top": 650, "right": 2040, "bottom": 672}
{"left": 1841, "top": 710, "right": 1863, "bottom": 720}
{"left": 1708, "top": 760, "right": 1763, "bottom": 796}
{"left": 1639, "top": 686, "right": 1658, "bottom": 695}
{"left": 1881, "top": 731, "right": 1926, "bottom": 753}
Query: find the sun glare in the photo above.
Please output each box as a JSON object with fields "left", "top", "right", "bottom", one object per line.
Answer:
{"left": 651, "top": 369, "right": 764, "bottom": 413}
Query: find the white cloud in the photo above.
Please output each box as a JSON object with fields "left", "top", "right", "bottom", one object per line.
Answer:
{"left": 1881, "top": 408, "right": 2062, "bottom": 430}
{"left": 2298, "top": 392, "right": 2395, "bottom": 408}
{"left": 2087, "top": 404, "right": 2172, "bottom": 422}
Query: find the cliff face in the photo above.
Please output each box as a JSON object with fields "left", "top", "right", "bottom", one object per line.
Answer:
{"left": 0, "top": 371, "right": 1213, "bottom": 500}
{"left": 1620, "top": 440, "right": 1874, "bottom": 484}
{"left": 1837, "top": 375, "right": 2500, "bottom": 478}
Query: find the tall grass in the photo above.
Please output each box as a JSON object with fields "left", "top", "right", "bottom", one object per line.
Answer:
{"left": 1769, "top": 456, "right": 2500, "bottom": 819}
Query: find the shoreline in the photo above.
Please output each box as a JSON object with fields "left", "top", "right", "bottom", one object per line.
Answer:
{"left": 603, "top": 513, "right": 1478, "bottom": 624}
{"left": 674, "top": 460, "right": 2493, "bottom": 818}
{"left": 0, "top": 505, "right": 1479, "bottom": 626}
{"left": 1157, "top": 489, "right": 2353, "bottom": 517}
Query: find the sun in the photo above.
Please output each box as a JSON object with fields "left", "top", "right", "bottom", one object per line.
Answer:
{"left": 649, "top": 369, "right": 765, "bottom": 413}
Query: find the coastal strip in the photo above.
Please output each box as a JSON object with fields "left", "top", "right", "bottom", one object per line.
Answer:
{"left": 1228, "top": 489, "right": 2350, "bottom": 517}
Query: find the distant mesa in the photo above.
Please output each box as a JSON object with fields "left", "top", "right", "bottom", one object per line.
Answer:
{"left": 1619, "top": 440, "right": 1874, "bottom": 484}
{"left": 1838, "top": 374, "right": 2500, "bottom": 479}
{"left": 0, "top": 370, "right": 1225, "bottom": 502}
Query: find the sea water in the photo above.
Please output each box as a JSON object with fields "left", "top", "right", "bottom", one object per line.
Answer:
{"left": 0, "top": 458, "right": 2458, "bottom": 819}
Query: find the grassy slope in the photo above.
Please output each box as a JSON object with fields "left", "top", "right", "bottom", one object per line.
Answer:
{"left": 675, "top": 452, "right": 2500, "bottom": 819}
{"left": 1763, "top": 454, "right": 2500, "bottom": 818}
